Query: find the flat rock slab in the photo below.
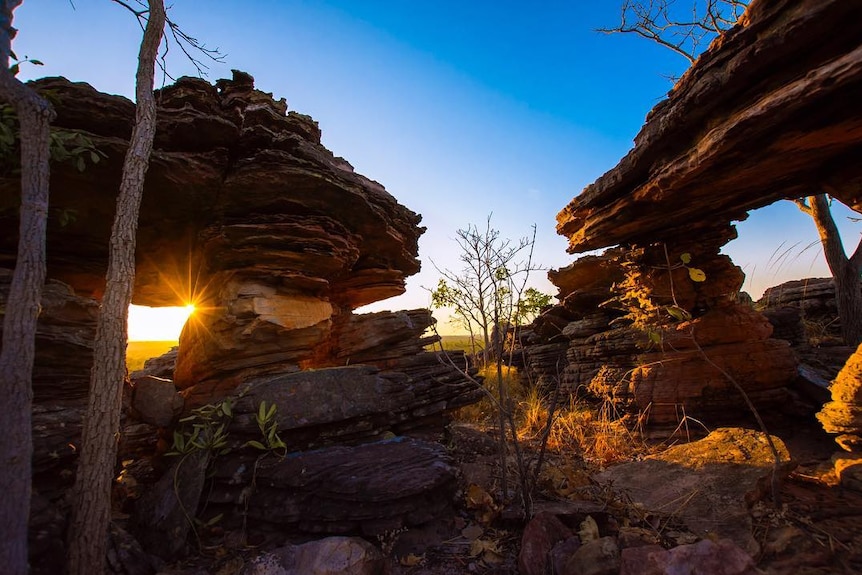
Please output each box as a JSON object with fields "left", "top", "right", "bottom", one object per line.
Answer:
{"left": 595, "top": 428, "right": 790, "bottom": 555}
{"left": 209, "top": 437, "right": 457, "bottom": 535}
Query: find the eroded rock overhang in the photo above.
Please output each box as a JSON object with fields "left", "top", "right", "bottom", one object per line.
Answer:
{"left": 0, "top": 71, "right": 424, "bottom": 309}
{"left": 556, "top": 0, "right": 862, "bottom": 254}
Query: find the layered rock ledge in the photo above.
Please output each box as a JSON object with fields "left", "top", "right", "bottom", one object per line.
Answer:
{"left": 523, "top": 0, "right": 862, "bottom": 427}
{"left": 0, "top": 72, "right": 482, "bottom": 567}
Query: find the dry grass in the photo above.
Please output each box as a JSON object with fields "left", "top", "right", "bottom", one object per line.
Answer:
{"left": 452, "top": 362, "right": 648, "bottom": 467}
{"left": 453, "top": 364, "right": 522, "bottom": 424}
{"left": 515, "top": 388, "right": 647, "bottom": 467}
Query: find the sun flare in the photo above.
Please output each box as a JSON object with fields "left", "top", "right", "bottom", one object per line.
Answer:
{"left": 128, "top": 304, "right": 196, "bottom": 342}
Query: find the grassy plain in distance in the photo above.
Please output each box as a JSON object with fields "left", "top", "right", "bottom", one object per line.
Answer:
{"left": 127, "top": 340, "right": 177, "bottom": 372}
{"left": 432, "top": 335, "right": 483, "bottom": 353}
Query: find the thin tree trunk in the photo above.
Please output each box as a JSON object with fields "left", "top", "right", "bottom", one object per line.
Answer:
{"left": 67, "top": 2, "right": 165, "bottom": 573}
{"left": 0, "top": 2, "right": 56, "bottom": 572}
{"left": 808, "top": 194, "right": 862, "bottom": 346}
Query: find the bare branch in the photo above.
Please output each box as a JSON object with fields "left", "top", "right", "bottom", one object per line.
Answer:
{"left": 598, "top": 0, "right": 749, "bottom": 64}
{"left": 111, "top": 0, "right": 226, "bottom": 82}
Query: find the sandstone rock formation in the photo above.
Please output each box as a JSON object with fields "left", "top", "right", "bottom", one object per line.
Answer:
{"left": 0, "top": 72, "right": 481, "bottom": 567}
{"left": 757, "top": 277, "right": 857, "bottom": 386}
{"left": 523, "top": 0, "right": 862, "bottom": 427}
{"left": 556, "top": 0, "right": 862, "bottom": 252}
{"left": 759, "top": 278, "right": 845, "bottom": 342}
{"left": 818, "top": 342, "right": 862, "bottom": 452}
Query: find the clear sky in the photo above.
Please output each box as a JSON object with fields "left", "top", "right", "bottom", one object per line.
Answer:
{"left": 13, "top": 0, "right": 861, "bottom": 338}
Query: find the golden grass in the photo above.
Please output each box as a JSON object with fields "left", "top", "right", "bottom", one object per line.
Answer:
{"left": 453, "top": 364, "right": 522, "bottom": 424}
{"left": 126, "top": 340, "right": 177, "bottom": 372}
{"left": 516, "top": 389, "right": 646, "bottom": 467}
{"left": 452, "top": 362, "right": 647, "bottom": 467}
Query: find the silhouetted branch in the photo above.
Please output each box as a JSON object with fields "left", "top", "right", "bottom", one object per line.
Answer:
{"left": 110, "top": 0, "right": 226, "bottom": 80}
{"left": 598, "top": 0, "right": 748, "bottom": 64}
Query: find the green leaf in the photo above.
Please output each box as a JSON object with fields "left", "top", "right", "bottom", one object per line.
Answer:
{"left": 221, "top": 400, "right": 232, "bottom": 417}
{"left": 648, "top": 330, "right": 662, "bottom": 344}
{"left": 76, "top": 156, "right": 85, "bottom": 172}
{"left": 245, "top": 440, "right": 266, "bottom": 450}
{"left": 10, "top": 50, "right": 17, "bottom": 61}
{"left": 266, "top": 403, "right": 277, "bottom": 422}
{"left": 688, "top": 267, "right": 707, "bottom": 282}
{"left": 30, "top": 59, "right": 44, "bottom": 66}
{"left": 258, "top": 401, "right": 267, "bottom": 422}
{"left": 680, "top": 253, "right": 692, "bottom": 265}
{"left": 9, "top": 64, "right": 19, "bottom": 76}
{"left": 667, "top": 306, "right": 691, "bottom": 322}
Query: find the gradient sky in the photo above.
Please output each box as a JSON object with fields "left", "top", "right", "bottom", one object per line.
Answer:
{"left": 13, "top": 1, "right": 861, "bottom": 338}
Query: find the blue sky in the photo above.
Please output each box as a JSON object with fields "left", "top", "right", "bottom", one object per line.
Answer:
{"left": 13, "top": 1, "right": 861, "bottom": 337}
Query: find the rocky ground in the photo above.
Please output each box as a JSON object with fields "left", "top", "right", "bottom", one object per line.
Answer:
{"left": 142, "top": 414, "right": 861, "bottom": 575}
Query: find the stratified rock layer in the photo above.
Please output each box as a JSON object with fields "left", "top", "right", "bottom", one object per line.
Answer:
{"left": 1, "top": 73, "right": 423, "bottom": 310}
{"left": 527, "top": 0, "right": 862, "bottom": 427}
{"left": 556, "top": 0, "right": 862, "bottom": 253}
{"left": 207, "top": 437, "right": 458, "bottom": 535}
{"left": 0, "top": 72, "right": 482, "bottom": 564}
{"left": 818, "top": 343, "right": 862, "bottom": 451}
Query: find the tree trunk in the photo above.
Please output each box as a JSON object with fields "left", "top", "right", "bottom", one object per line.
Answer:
{"left": 0, "top": 2, "right": 56, "bottom": 573}
{"left": 808, "top": 194, "right": 862, "bottom": 346}
{"left": 67, "top": 2, "right": 165, "bottom": 573}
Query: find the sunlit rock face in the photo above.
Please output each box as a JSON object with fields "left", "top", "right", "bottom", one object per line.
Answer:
{"left": 1, "top": 73, "right": 482, "bottom": 555}
{"left": 818, "top": 344, "right": 862, "bottom": 452}
{"left": 555, "top": 0, "right": 862, "bottom": 253}
{"left": 524, "top": 0, "right": 862, "bottom": 428}
{"left": 0, "top": 71, "right": 429, "bottom": 394}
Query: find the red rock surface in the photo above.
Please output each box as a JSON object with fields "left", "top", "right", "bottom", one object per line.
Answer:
{"left": 523, "top": 0, "right": 862, "bottom": 428}
{"left": 555, "top": 0, "right": 862, "bottom": 253}
{"left": 818, "top": 342, "right": 862, "bottom": 451}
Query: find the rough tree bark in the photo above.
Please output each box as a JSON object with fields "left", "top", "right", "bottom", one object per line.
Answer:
{"left": 796, "top": 193, "right": 862, "bottom": 346}
{"left": 0, "top": 2, "right": 56, "bottom": 573}
{"left": 66, "top": 1, "right": 165, "bottom": 573}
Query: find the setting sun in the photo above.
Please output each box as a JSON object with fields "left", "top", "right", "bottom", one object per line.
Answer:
{"left": 128, "top": 304, "right": 196, "bottom": 342}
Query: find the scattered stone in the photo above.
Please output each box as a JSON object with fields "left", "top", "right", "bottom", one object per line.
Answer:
{"left": 563, "top": 536, "right": 620, "bottom": 575}
{"left": 241, "top": 536, "right": 383, "bottom": 575}
{"left": 549, "top": 536, "right": 581, "bottom": 575}
{"left": 596, "top": 428, "right": 791, "bottom": 555}
{"left": 618, "top": 544, "right": 666, "bottom": 575}
{"left": 616, "top": 526, "right": 661, "bottom": 549}
{"left": 107, "top": 522, "right": 164, "bottom": 575}
{"left": 620, "top": 539, "right": 757, "bottom": 575}
{"left": 518, "top": 512, "right": 573, "bottom": 575}
{"left": 133, "top": 347, "right": 178, "bottom": 379}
